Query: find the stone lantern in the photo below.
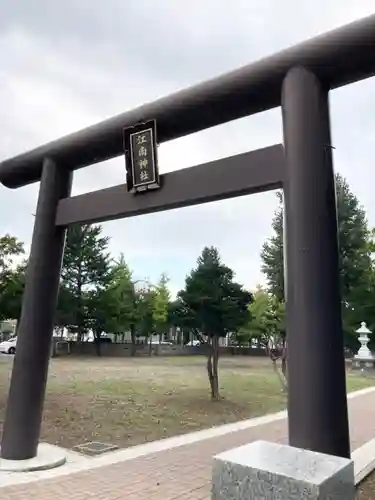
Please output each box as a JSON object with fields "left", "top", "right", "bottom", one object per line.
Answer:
{"left": 353, "top": 322, "right": 375, "bottom": 369}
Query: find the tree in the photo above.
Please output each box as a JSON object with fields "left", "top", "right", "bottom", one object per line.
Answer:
{"left": 0, "top": 235, "right": 24, "bottom": 272}
{"left": 236, "top": 286, "right": 287, "bottom": 391}
{"left": 86, "top": 286, "right": 110, "bottom": 355}
{"left": 59, "top": 224, "right": 111, "bottom": 342}
{"left": 136, "top": 284, "right": 157, "bottom": 355}
{"left": 260, "top": 191, "right": 285, "bottom": 302}
{"left": 362, "top": 229, "right": 375, "bottom": 349}
{"left": 336, "top": 176, "right": 373, "bottom": 345}
{"left": 102, "top": 255, "right": 139, "bottom": 355}
{"left": 167, "top": 298, "right": 200, "bottom": 345}
{"left": 260, "top": 295, "right": 287, "bottom": 392}
{"left": 235, "top": 285, "right": 269, "bottom": 345}
{"left": 152, "top": 273, "right": 171, "bottom": 343}
{"left": 261, "top": 175, "right": 372, "bottom": 346}
{"left": 55, "top": 284, "right": 74, "bottom": 335}
{"left": 0, "top": 235, "right": 25, "bottom": 322}
{"left": 235, "top": 286, "right": 282, "bottom": 344}
{"left": 1, "top": 261, "right": 27, "bottom": 324}
{"left": 178, "top": 246, "right": 252, "bottom": 400}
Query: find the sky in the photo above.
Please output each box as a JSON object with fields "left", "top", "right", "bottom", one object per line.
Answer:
{"left": 1, "top": 1, "right": 375, "bottom": 298}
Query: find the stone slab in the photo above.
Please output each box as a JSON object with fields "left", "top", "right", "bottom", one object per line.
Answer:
{"left": 212, "top": 440, "right": 355, "bottom": 500}
{"left": 0, "top": 443, "right": 66, "bottom": 472}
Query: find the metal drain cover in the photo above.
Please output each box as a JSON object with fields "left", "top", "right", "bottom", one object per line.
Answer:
{"left": 73, "top": 441, "right": 119, "bottom": 456}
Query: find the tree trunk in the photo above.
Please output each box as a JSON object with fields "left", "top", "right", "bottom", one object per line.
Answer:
{"left": 194, "top": 329, "right": 206, "bottom": 344}
{"left": 148, "top": 336, "right": 152, "bottom": 356}
{"left": 76, "top": 265, "right": 83, "bottom": 343}
{"left": 212, "top": 335, "right": 220, "bottom": 400}
{"left": 281, "top": 340, "right": 288, "bottom": 381}
{"left": 206, "top": 336, "right": 220, "bottom": 400}
{"left": 268, "top": 338, "right": 288, "bottom": 393}
{"left": 271, "top": 358, "right": 287, "bottom": 392}
{"left": 206, "top": 339, "right": 214, "bottom": 398}
{"left": 130, "top": 324, "right": 136, "bottom": 356}
{"left": 94, "top": 336, "right": 101, "bottom": 356}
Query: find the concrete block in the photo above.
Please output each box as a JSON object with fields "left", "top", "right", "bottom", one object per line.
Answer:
{"left": 212, "top": 440, "right": 355, "bottom": 499}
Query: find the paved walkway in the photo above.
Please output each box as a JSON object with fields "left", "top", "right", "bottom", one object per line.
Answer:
{"left": 2, "top": 388, "right": 375, "bottom": 500}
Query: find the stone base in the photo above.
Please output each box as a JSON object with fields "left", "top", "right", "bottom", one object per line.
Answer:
{"left": 212, "top": 440, "right": 355, "bottom": 500}
{"left": 0, "top": 443, "right": 66, "bottom": 472}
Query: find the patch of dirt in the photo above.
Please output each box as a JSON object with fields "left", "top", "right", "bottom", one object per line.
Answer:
{"left": 357, "top": 471, "right": 375, "bottom": 499}
{"left": 0, "top": 356, "right": 373, "bottom": 452}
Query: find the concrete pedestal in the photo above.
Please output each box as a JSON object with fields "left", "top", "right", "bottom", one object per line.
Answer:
{"left": 0, "top": 443, "right": 66, "bottom": 472}
{"left": 212, "top": 440, "right": 354, "bottom": 500}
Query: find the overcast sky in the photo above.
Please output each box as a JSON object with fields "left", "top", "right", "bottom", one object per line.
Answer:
{"left": 1, "top": 1, "right": 375, "bottom": 297}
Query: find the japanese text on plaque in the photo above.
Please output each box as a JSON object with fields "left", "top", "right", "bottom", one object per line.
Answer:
{"left": 130, "top": 128, "right": 156, "bottom": 187}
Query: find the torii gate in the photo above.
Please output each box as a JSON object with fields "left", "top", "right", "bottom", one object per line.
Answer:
{"left": 1, "top": 13, "right": 375, "bottom": 462}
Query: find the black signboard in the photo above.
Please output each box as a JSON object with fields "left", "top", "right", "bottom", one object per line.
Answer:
{"left": 123, "top": 120, "right": 160, "bottom": 193}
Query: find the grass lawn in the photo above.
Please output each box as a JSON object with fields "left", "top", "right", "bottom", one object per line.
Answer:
{"left": 0, "top": 355, "right": 373, "bottom": 450}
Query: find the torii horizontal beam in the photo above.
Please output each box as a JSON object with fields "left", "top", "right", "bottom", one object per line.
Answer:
{"left": 55, "top": 144, "right": 285, "bottom": 226}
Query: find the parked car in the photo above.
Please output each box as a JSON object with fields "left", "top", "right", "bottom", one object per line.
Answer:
{"left": 0, "top": 337, "right": 17, "bottom": 354}
{"left": 186, "top": 340, "right": 202, "bottom": 347}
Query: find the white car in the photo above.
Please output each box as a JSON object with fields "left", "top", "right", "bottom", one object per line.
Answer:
{"left": 0, "top": 337, "right": 17, "bottom": 354}
{"left": 150, "top": 340, "right": 174, "bottom": 345}
{"left": 186, "top": 340, "right": 202, "bottom": 347}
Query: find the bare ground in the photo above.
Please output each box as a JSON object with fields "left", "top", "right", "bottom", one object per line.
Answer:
{"left": 0, "top": 355, "right": 373, "bottom": 451}
{"left": 357, "top": 471, "right": 375, "bottom": 498}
